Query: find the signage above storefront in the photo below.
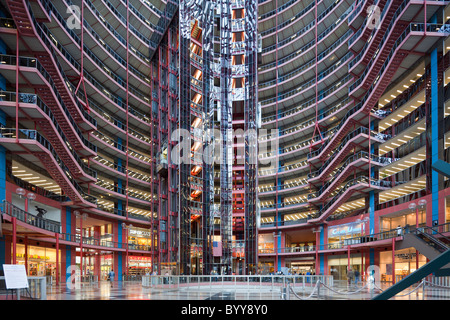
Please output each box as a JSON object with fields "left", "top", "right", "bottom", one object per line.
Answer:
{"left": 328, "top": 223, "right": 362, "bottom": 237}
{"left": 129, "top": 229, "right": 151, "bottom": 237}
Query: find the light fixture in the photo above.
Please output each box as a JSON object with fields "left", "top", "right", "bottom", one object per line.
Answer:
{"left": 16, "top": 188, "right": 26, "bottom": 197}
{"left": 26, "top": 193, "right": 36, "bottom": 201}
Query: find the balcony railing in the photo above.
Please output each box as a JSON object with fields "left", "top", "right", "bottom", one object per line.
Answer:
{"left": 0, "top": 91, "right": 97, "bottom": 179}
{"left": 308, "top": 151, "right": 396, "bottom": 199}
{"left": 1, "top": 201, "right": 61, "bottom": 233}
{"left": 0, "top": 128, "right": 97, "bottom": 205}
{"left": 58, "top": 233, "right": 153, "bottom": 251}
{"left": 0, "top": 54, "right": 96, "bottom": 148}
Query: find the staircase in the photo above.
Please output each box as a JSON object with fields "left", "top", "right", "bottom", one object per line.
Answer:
{"left": 5, "top": 0, "right": 34, "bottom": 36}
{"left": 397, "top": 227, "right": 450, "bottom": 276}
{"left": 373, "top": 227, "right": 450, "bottom": 300}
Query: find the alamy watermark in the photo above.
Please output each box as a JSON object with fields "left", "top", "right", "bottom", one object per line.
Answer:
{"left": 66, "top": 5, "right": 81, "bottom": 30}
{"left": 170, "top": 128, "right": 279, "bottom": 168}
{"left": 366, "top": 5, "right": 381, "bottom": 30}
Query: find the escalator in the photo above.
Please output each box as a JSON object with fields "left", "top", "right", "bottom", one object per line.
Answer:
{"left": 373, "top": 226, "right": 450, "bottom": 300}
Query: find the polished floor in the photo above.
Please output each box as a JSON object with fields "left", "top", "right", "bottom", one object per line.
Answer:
{"left": 44, "top": 280, "right": 450, "bottom": 300}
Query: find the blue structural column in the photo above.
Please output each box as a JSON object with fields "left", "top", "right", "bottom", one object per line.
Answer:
{"left": 431, "top": 43, "right": 439, "bottom": 226}
{"left": 117, "top": 137, "right": 124, "bottom": 216}
{"left": 116, "top": 133, "right": 124, "bottom": 278}
{"left": 0, "top": 33, "right": 7, "bottom": 268}
{"left": 369, "top": 118, "right": 376, "bottom": 265}
{"left": 319, "top": 225, "right": 325, "bottom": 274}
{"left": 65, "top": 207, "right": 72, "bottom": 281}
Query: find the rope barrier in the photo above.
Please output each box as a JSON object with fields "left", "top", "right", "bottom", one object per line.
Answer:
{"left": 423, "top": 280, "right": 450, "bottom": 289}
{"left": 286, "top": 278, "right": 450, "bottom": 300}
{"left": 394, "top": 280, "right": 425, "bottom": 297}
{"left": 319, "top": 282, "right": 370, "bottom": 295}
{"left": 288, "top": 281, "right": 322, "bottom": 300}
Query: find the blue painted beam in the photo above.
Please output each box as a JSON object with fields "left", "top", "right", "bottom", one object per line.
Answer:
{"left": 373, "top": 249, "right": 450, "bottom": 300}
{"left": 432, "top": 160, "right": 450, "bottom": 178}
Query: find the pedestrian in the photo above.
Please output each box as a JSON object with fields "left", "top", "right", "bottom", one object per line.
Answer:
{"left": 396, "top": 225, "right": 403, "bottom": 236}
{"left": 347, "top": 267, "right": 354, "bottom": 286}
{"left": 108, "top": 269, "right": 115, "bottom": 288}
{"left": 354, "top": 269, "right": 360, "bottom": 284}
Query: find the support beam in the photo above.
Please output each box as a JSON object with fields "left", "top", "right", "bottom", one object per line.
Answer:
{"left": 431, "top": 160, "right": 450, "bottom": 178}
{"left": 373, "top": 249, "right": 450, "bottom": 300}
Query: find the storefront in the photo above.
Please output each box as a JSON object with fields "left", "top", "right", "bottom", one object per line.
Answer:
{"left": 128, "top": 256, "right": 152, "bottom": 275}
{"left": 15, "top": 244, "right": 60, "bottom": 279}
{"left": 379, "top": 248, "right": 427, "bottom": 282}
{"left": 327, "top": 254, "right": 365, "bottom": 281}
{"left": 286, "top": 259, "right": 315, "bottom": 275}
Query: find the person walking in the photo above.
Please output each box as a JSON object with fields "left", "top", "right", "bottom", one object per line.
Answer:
{"left": 108, "top": 269, "right": 115, "bottom": 288}
{"left": 354, "top": 269, "right": 360, "bottom": 284}
{"left": 347, "top": 267, "right": 354, "bottom": 287}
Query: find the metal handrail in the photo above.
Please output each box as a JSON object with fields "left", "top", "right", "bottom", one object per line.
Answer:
{"left": 0, "top": 200, "right": 61, "bottom": 233}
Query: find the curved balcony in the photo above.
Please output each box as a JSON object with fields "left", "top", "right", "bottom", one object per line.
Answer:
{"left": 0, "top": 128, "right": 97, "bottom": 207}
{"left": 308, "top": 126, "right": 388, "bottom": 171}
{"left": 60, "top": 0, "right": 151, "bottom": 70}
{"left": 307, "top": 151, "right": 395, "bottom": 203}
{"left": 90, "top": 155, "right": 152, "bottom": 186}
{"left": 10, "top": 0, "right": 97, "bottom": 130}
{"left": 259, "top": 24, "right": 352, "bottom": 76}
{"left": 259, "top": 50, "right": 352, "bottom": 96}
{"left": 258, "top": 160, "right": 308, "bottom": 180}
{"left": 308, "top": 176, "right": 390, "bottom": 223}
{"left": 87, "top": 5, "right": 152, "bottom": 63}
{"left": 259, "top": 99, "right": 351, "bottom": 153}
{"left": 307, "top": 23, "right": 448, "bottom": 164}
{"left": 259, "top": 178, "right": 308, "bottom": 197}
{"left": 0, "top": 91, "right": 97, "bottom": 182}
{"left": 92, "top": 179, "right": 152, "bottom": 206}
{"left": 259, "top": 1, "right": 315, "bottom": 38}
{"left": 0, "top": 54, "right": 96, "bottom": 155}
{"left": 69, "top": 80, "right": 151, "bottom": 132}
{"left": 88, "top": 99, "right": 152, "bottom": 149}
{"left": 37, "top": 7, "right": 151, "bottom": 104}
{"left": 39, "top": 0, "right": 150, "bottom": 94}
{"left": 105, "top": 0, "right": 159, "bottom": 35}
{"left": 1, "top": 201, "right": 61, "bottom": 234}
{"left": 132, "top": 0, "right": 163, "bottom": 18}
{"left": 7, "top": 169, "right": 68, "bottom": 203}
{"left": 89, "top": 203, "right": 151, "bottom": 225}
{"left": 38, "top": 21, "right": 152, "bottom": 127}
{"left": 260, "top": 72, "right": 351, "bottom": 114}
{"left": 259, "top": 0, "right": 311, "bottom": 23}
{"left": 260, "top": 199, "right": 309, "bottom": 213}
{"left": 58, "top": 233, "right": 153, "bottom": 252}
{"left": 261, "top": 88, "right": 351, "bottom": 130}
{"left": 90, "top": 131, "right": 152, "bottom": 168}
{"left": 261, "top": 0, "right": 346, "bottom": 57}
